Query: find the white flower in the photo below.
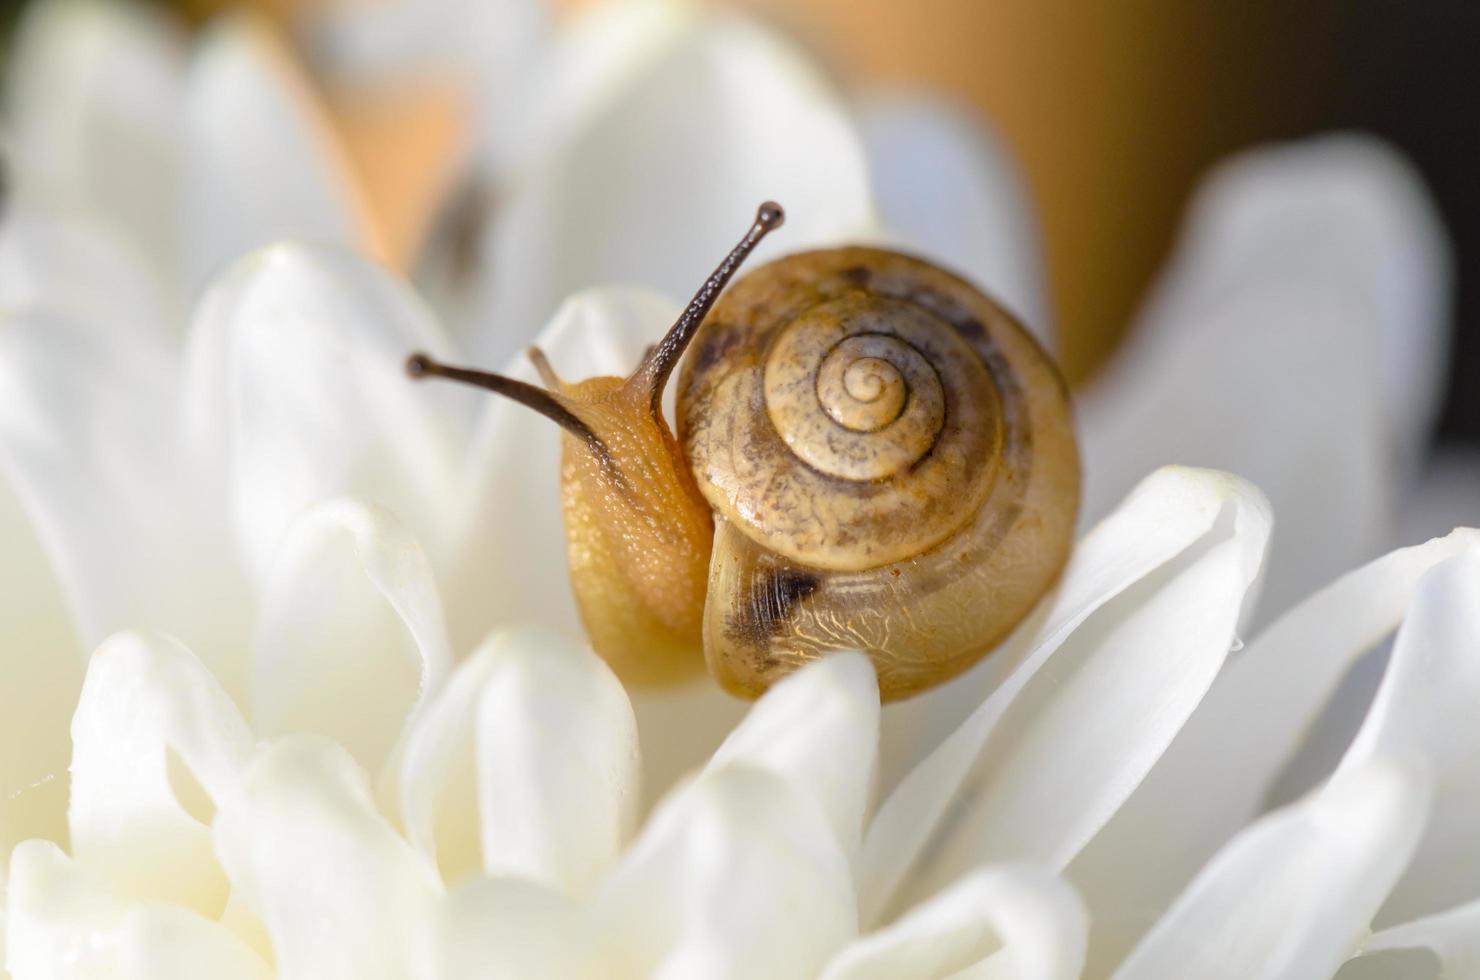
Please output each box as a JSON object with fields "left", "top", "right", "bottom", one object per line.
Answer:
{"left": 1, "top": 0, "right": 1474, "bottom": 977}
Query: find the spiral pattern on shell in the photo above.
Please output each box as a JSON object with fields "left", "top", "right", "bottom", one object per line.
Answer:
{"left": 678, "top": 247, "right": 1080, "bottom": 700}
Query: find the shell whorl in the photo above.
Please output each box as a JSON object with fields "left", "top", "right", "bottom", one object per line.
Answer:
{"left": 678, "top": 246, "right": 1080, "bottom": 701}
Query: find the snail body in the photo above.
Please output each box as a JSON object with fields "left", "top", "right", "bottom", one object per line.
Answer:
{"left": 409, "top": 204, "right": 1080, "bottom": 701}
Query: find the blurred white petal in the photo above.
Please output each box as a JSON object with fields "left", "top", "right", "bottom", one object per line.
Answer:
{"left": 0, "top": 311, "right": 251, "bottom": 684}
{"left": 863, "top": 467, "right": 1270, "bottom": 925}
{"left": 821, "top": 865, "right": 1087, "bottom": 980}
{"left": 213, "top": 735, "right": 442, "bottom": 980}
{"left": 0, "top": 479, "right": 78, "bottom": 946}
{"left": 251, "top": 499, "right": 450, "bottom": 777}
{"left": 5, "top": 0, "right": 183, "bottom": 280}
{"left": 706, "top": 652, "right": 878, "bottom": 865}
{"left": 0, "top": 189, "right": 174, "bottom": 343}
{"left": 460, "top": 0, "right": 875, "bottom": 366}
{"left": 6, "top": 840, "right": 271, "bottom": 980}
{"left": 399, "top": 625, "right": 639, "bottom": 897}
{"left": 181, "top": 15, "right": 380, "bottom": 295}
{"left": 592, "top": 765, "right": 855, "bottom": 979}
{"left": 415, "top": 875, "right": 588, "bottom": 980}
{"left": 182, "top": 243, "right": 469, "bottom": 585}
{"left": 856, "top": 93, "right": 1050, "bottom": 340}
{"left": 1112, "top": 759, "right": 1429, "bottom": 980}
{"left": 1361, "top": 898, "right": 1480, "bottom": 977}
{"left": 1079, "top": 135, "right": 1450, "bottom": 611}
{"left": 1071, "top": 530, "right": 1479, "bottom": 971}
{"left": 69, "top": 632, "right": 251, "bottom": 917}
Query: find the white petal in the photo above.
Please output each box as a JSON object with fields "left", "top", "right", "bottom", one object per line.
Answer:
{"left": 68, "top": 632, "right": 252, "bottom": 917}
{"left": 1079, "top": 135, "right": 1450, "bottom": 610}
{"left": 0, "top": 310, "right": 251, "bottom": 684}
{"left": 0, "top": 477, "right": 80, "bottom": 876}
{"left": 856, "top": 93, "right": 1050, "bottom": 341}
{"left": 398, "top": 626, "right": 639, "bottom": 897}
{"left": 181, "top": 14, "right": 380, "bottom": 295}
{"left": 182, "top": 242, "right": 469, "bottom": 586}
{"left": 1361, "top": 898, "right": 1480, "bottom": 977}
{"left": 212, "top": 735, "right": 443, "bottom": 980}
{"left": 459, "top": 1, "right": 875, "bottom": 366}
{"left": 415, "top": 876, "right": 588, "bottom": 980}
{"left": 821, "top": 865, "right": 1086, "bottom": 980}
{"left": 5, "top": 0, "right": 183, "bottom": 278}
{"left": 1345, "top": 552, "right": 1480, "bottom": 924}
{"left": 1071, "top": 530, "right": 1480, "bottom": 972}
{"left": 0, "top": 187, "right": 175, "bottom": 343}
{"left": 862, "top": 467, "right": 1270, "bottom": 925}
{"left": 592, "top": 765, "right": 856, "bottom": 979}
{"left": 5, "top": 840, "right": 271, "bottom": 980}
{"left": 441, "top": 286, "right": 676, "bottom": 650}
{"left": 706, "top": 652, "right": 878, "bottom": 864}
{"left": 251, "top": 499, "right": 451, "bottom": 777}
{"left": 1112, "top": 759, "right": 1430, "bottom": 980}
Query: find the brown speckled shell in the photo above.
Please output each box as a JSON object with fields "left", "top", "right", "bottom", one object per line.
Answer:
{"left": 677, "top": 247, "right": 1080, "bottom": 701}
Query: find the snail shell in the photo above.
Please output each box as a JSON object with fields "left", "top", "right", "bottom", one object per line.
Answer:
{"left": 679, "top": 248, "right": 1079, "bottom": 700}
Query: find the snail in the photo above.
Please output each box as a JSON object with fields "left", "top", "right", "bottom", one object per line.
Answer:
{"left": 407, "top": 203, "right": 1079, "bottom": 701}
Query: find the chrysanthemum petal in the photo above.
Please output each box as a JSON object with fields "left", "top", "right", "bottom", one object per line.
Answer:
{"left": 182, "top": 242, "right": 469, "bottom": 586}
{"left": 1079, "top": 135, "right": 1450, "bottom": 610}
{"left": 1359, "top": 898, "right": 1480, "bottom": 976}
{"left": 68, "top": 631, "right": 251, "bottom": 918}
{"left": 415, "top": 875, "right": 588, "bottom": 980}
{"left": 1109, "top": 550, "right": 1480, "bottom": 978}
{"left": 0, "top": 478, "right": 79, "bottom": 887}
{"left": 592, "top": 765, "right": 856, "bottom": 979}
{"left": 856, "top": 94, "right": 1050, "bottom": 340}
{"left": 398, "top": 626, "right": 639, "bottom": 896}
{"left": 251, "top": 499, "right": 450, "bottom": 777}
{"left": 1072, "top": 530, "right": 1480, "bottom": 971}
{"left": 180, "top": 14, "right": 380, "bottom": 294}
{"left": 821, "top": 865, "right": 1086, "bottom": 980}
{"left": 862, "top": 467, "right": 1270, "bottom": 924}
{"left": 1111, "top": 759, "right": 1429, "bottom": 980}
{"left": 212, "top": 735, "right": 443, "bottom": 980}
{"left": 458, "top": 0, "right": 875, "bottom": 366}
{"left": 706, "top": 652, "right": 878, "bottom": 864}
{"left": 5, "top": 840, "right": 272, "bottom": 980}
{"left": 0, "top": 310, "right": 250, "bottom": 684}
{"left": 4, "top": 0, "right": 183, "bottom": 279}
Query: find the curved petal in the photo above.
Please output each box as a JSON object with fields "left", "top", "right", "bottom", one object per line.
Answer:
{"left": 458, "top": 0, "right": 875, "bottom": 366}
{"left": 5, "top": 840, "right": 272, "bottom": 980}
{"left": 398, "top": 625, "right": 639, "bottom": 896}
{"left": 1360, "top": 898, "right": 1480, "bottom": 977}
{"left": 862, "top": 467, "right": 1270, "bottom": 925}
{"left": 0, "top": 477, "right": 79, "bottom": 877}
{"left": 212, "top": 735, "right": 443, "bottom": 980}
{"left": 180, "top": 14, "right": 382, "bottom": 295}
{"left": 0, "top": 310, "right": 251, "bottom": 684}
{"left": 68, "top": 631, "right": 252, "bottom": 918}
{"left": 821, "top": 865, "right": 1087, "bottom": 980}
{"left": 591, "top": 765, "right": 856, "bottom": 979}
{"left": 1079, "top": 135, "right": 1450, "bottom": 611}
{"left": 5, "top": 0, "right": 183, "bottom": 279}
{"left": 1071, "top": 530, "right": 1480, "bottom": 973}
{"left": 251, "top": 499, "right": 451, "bottom": 777}
{"left": 0, "top": 187, "right": 175, "bottom": 343}
{"left": 1111, "top": 759, "right": 1430, "bottom": 980}
{"left": 182, "top": 242, "right": 469, "bottom": 587}
{"left": 414, "top": 875, "right": 588, "bottom": 980}
{"left": 856, "top": 93, "right": 1050, "bottom": 341}
{"left": 706, "top": 652, "right": 878, "bottom": 865}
